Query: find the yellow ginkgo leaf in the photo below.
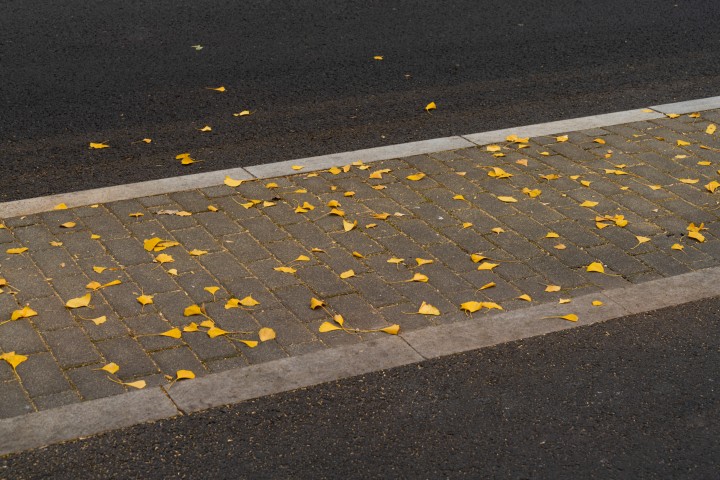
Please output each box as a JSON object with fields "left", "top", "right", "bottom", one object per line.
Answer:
{"left": 680, "top": 178, "right": 699, "bottom": 184}
{"left": 580, "top": 200, "right": 598, "bottom": 207}
{"left": 100, "top": 362, "right": 120, "bottom": 374}
{"left": 406, "top": 173, "right": 426, "bottom": 181}
{"left": 66, "top": 293, "right": 91, "bottom": 309}
{"left": 698, "top": 161, "right": 711, "bottom": 166}
{"left": 417, "top": 302, "right": 440, "bottom": 316}
{"left": 54, "top": 203, "right": 68, "bottom": 210}
{"left": 189, "top": 249, "right": 208, "bottom": 256}
{"left": 487, "top": 167, "right": 512, "bottom": 178}
{"left": 144, "top": 237, "right": 162, "bottom": 251}
{"left": 352, "top": 251, "right": 364, "bottom": 258}
{"left": 154, "top": 253, "right": 174, "bottom": 264}
{"left": 274, "top": 266, "right": 297, "bottom": 274}
{"left": 586, "top": 262, "right": 605, "bottom": 273}
{"left": 545, "top": 285, "right": 561, "bottom": 292}
{"left": 340, "top": 270, "right": 356, "bottom": 279}
{"left": 539, "top": 174, "right": 560, "bottom": 181}
{"left": 59, "top": 221, "right": 76, "bottom": 229}
{"left": 706, "top": 124, "right": 717, "bottom": 135}
{"left": 559, "top": 298, "right": 571, "bottom": 304}
{"left": 462, "top": 222, "right": 473, "bottom": 229}
{"left": 207, "top": 205, "right": 219, "bottom": 212}
{"left": 6, "top": 247, "right": 28, "bottom": 255}
{"left": 470, "top": 254, "right": 486, "bottom": 263}
{"left": 677, "top": 140, "right": 691, "bottom": 146}
{"left": 199, "top": 126, "right": 212, "bottom": 132}
{"left": 479, "top": 282, "right": 495, "bottom": 290}
{"left": 173, "top": 370, "right": 195, "bottom": 382}
{"left": 593, "top": 138, "right": 606, "bottom": 144}
{"left": 477, "top": 262, "right": 498, "bottom": 271}
{"left": 406, "top": 273, "right": 429, "bottom": 282}
{"left": 522, "top": 188, "right": 541, "bottom": 198}
{"left": 88, "top": 316, "right": 107, "bottom": 325}
{"left": 294, "top": 255, "right": 310, "bottom": 262}
{"left": 543, "top": 314, "right": 578, "bottom": 322}
{"left": 167, "top": 269, "right": 178, "bottom": 276}
{"left": 233, "top": 110, "right": 252, "bottom": 117}
{"left": 310, "top": 298, "right": 325, "bottom": 310}
{"left": 176, "top": 153, "right": 195, "bottom": 165}
{"left": 688, "top": 231, "right": 705, "bottom": 243}
{"left": 11, "top": 306, "right": 37, "bottom": 321}
{"left": 89, "top": 142, "right": 109, "bottom": 149}
{"left": 183, "top": 322, "right": 199, "bottom": 332}
{"left": 497, "top": 196, "right": 517, "bottom": 203}
{"left": 460, "top": 301, "right": 483, "bottom": 313}
{"left": 387, "top": 257, "right": 404, "bottom": 265}
{"left": 554, "top": 244, "right": 566, "bottom": 250}
{"left": 137, "top": 294, "right": 154, "bottom": 306}
{"left": 207, "top": 86, "right": 226, "bottom": 92}
{"left": 604, "top": 169, "right": 628, "bottom": 175}
{"left": 380, "top": 324, "right": 400, "bottom": 335}
{"left": 319, "top": 322, "right": 342, "bottom": 332}
{"left": 124, "top": 380, "right": 147, "bottom": 389}
{"left": 204, "top": 286, "right": 220, "bottom": 295}
{"left": 416, "top": 258, "right": 434, "bottom": 266}
{"left": 580, "top": 180, "right": 592, "bottom": 187}
{"left": 671, "top": 243, "right": 684, "bottom": 251}
{"left": 453, "top": 194, "right": 466, "bottom": 201}
{"left": 258, "top": 327, "right": 277, "bottom": 342}
{"left": 705, "top": 181, "right": 720, "bottom": 193}
{"left": 207, "top": 327, "right": 230, "bottom": 338}
{"left": 142, "top": 138, "right": 152, "bottom": 143}
{"left": 545, "top": 232, "right": 560, "bottom": 238}
{"left": 556, "top": 135, "right": 569, "bottom": 142}
{"left": 329, "top": 208, "right": 345, "bottom": 217}
{"left": 200, "top": 319, "right": 215, "bottom": 328}
{"left": 184, "top": 305, "right": 203, "bottom": 317}
{"left": 343, "top": 220, "right": 358, "bottom": 232}
{"left": 425, "top": 102, "right": 436, "bottom": 112}
{"left": 224, "top": 176, "right": 243, "bottom": 187}
{"left": 592, "top": 300, "right": 603, "bottom": 306}
{"left": 666, "top": 113, "right": 680, "bottom": 118}
{"left": 0, "top": 352, "right": 27, "bottom": 372}
{"left": 332, "top": 314, "right": 344, "bottom": 326}
{"left": 634, "top": 236, "right": 651, "bottom": 247}
{"left": 90, "top": 234, "right": 101, "bottom": 240}
{"left": 486, "top": 145, "right": 502, "bottom": 152}
{"left": 517, "top": 294, "right": 532, "bottom": 302}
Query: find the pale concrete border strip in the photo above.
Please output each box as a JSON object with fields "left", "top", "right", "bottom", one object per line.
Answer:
{"left": 3, "top": 96, "right": 720, "bottom": 218}
{"left": 461, "top": 108, "right": 663, "bottom": 145}
{"left": 3, "top": 267, "right": 720, "bottom": 456}
{"left": 651, "top": 96, "right": 720, "bottom": 115}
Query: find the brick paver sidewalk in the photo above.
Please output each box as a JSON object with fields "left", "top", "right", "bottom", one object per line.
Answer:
{"left": 2, "top": 110, "right": 720, "bottom": 418}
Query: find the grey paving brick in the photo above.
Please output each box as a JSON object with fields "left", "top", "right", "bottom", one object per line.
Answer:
{"left": 193, "top": 211, "right": 243, "bottom": 237}
{"left": 151, "top": 346, "right": 206, "bottom": 378}
{"left": 42, "top": 327, "right": 101, "bottom": 368}
{"left": 0, "top": 319, "right": 47, "bottom": 354}
{"left": 172, "top": 226, "right": 223, "bottom": 253}
{"left": 251, "top": 309, "right": 317, "bottom": 346}
{"left": 30, "top": 247, "right": 79, "bottom": 278}
{"left": 124, "top": 314, "right": 183, "bottom": 351}
{"left": 181, "top": 330, "right": 239, "bottom": 362}
{"left": 17, "top": 352, "right": 70, "bottom": 398}
{"left": 241, "top": 340, "right": 288, "bottom": 365}
{"left": 33, "top": 390, "right": 81, "bottom": 411}
{"left": 95, "top": 336, "right": 158, "bottom": 380}
{"left": 196, "top": 251, "right": 251, "bottom": 283}
{"left": 296, "top": 265, "right": 353, "bottom": 297}
{"left": 84, "top": 212, "right": 129, "bottom": 239}
{"left": 174, "top": 270, "right": 225, "bottom": 304}
{"left": 637, "top": 251, "right": 693, "bottom": 277}
{"left": 239, "top": 216, "right": 290, "bottom": 243}
{"left": 223, "top": 277, "right": 280, "bottom": 309}
{"left": 66, "top": 364, "right": 127, "bottom": 400}
{"left": 274, "top": 284, "right": 328, "bottom": 323}
{"left": 0, "top": 381, "right": 33, "bottom": 419}
{"left": 12, "top": 225, "right": 58, "bottom": 252}
{"left": 104, "top": 237, "right": 151, "bottom": 266}
{"left": 125, "top": 264, "right": 179, "bottom": 294}
{"left": 206, "top": 356, "right": 248, "bottom": 373}
{"left": 3, "top": 271, "right": 55, "bottom": 304}
{"left": 169, "top": 191, "right": 213, "bottom": 213}
{"left": 100, "top": 282, "right": 155, "bottom": 318}
{"left": 585, "top": 244, "right": 650, "bottom": 276}
{"left": 106, "top": 200, "right": 149, "bottom": 225}
{"left": 224, "top": 232, "right": 272, "bottom": 262}
{"left": 347, "top": 274, "right": 404, "bottom": 308}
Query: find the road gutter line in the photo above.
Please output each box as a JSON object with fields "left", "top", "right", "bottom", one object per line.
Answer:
{"left": 2, "top": 95, "right": 720, "bottom": 219}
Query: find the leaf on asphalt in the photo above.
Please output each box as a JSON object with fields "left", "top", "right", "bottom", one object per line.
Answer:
{"left": 477, "top": 262, "right": 498, "bottom": 271}
{"left": 176, "top": 153, "right": 195, "bottom": 165}
{"left": 6, "top": 247, "right": 28, "bottom": 254}
{"left": 10, "top": 306, "right": 37, "bottom": 321}
{"left": 340, "top": 270, "right": 356, "bottom": 279}
{"left": 406, "top": 173, "right": 426, "bottom": 181}
{"left": 224, "top": 176, "right": 243, "bottom": 187}
{"left": 310, "top": 298, "right": 325, "bottom": 310}
{"left": 207, "top": 86, "right": 226, "bottom": 92}
{"left": 343, "top": 220, "right": 358, "bottom": 232}
{"left": 66, "top": 294, "right": 91, "bottom": 309}
{"left": 0, "top": 352, "right": 27, "bottom": 372}
{"left": 184, "top": 305, "right": 203, "bottom": 317}
{"left": 425, "top": 102, "right": 436, "bottom": 112}
{"left": 258, "top": 327, "right": 277, "bottom": 342}
{"left": 137, "top": 294, "right": 154, "bottom": 306}
{"left": 406, "top": 273, "right": 429, "bottom": 282}
{"left": 517, "top": 294, "right": 532, "bottom": 302}
{"left": 545, "top": 285, "right": 561, "bottom": 292}
{"left": 89, "top": 142, "right": 109, "bottom": 149}
{"left": 100, "top": 363, "right": 120, "bottom": 374}
{"left": 680, "top": 178, "right": 699, "bottom": 184}
{"left": 705, "top": 181, "right": 720, "bottom": 193}
{"left": 580, "top": 200, "right": 598, "bottom": 207}
{"left": 199, "top": 126, "right": 212, "bottom": 132}
{"left": 233, "top": 110, "right": 252, "bottom": 117}
{"left": 417, "top": 301, "right": 440, "bottom": 315}
{"left": 496, "top": 196, "right": 517, "bottom": 203}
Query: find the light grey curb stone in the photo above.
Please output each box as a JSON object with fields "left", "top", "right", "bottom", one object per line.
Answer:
{"left": 244, "top": 136, "right": 473, "bottom": 178}
{"left": 461, "top": 108, "right": 663, "bottom": 145}
{"left": 0, "top": 388, "right": 178, "bottom": 456}
{"left": 165, "top": 336, "right": 424, "bottom": 413}
{"left": 0, "top": 167, "right": 254, "bottom": 219}
{"left": 651, "top": 96, "right": 720, "bottom": 115}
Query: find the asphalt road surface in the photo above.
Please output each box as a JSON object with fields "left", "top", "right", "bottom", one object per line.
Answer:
{"left": 3, "top": 297, "right": 719, "bottom": 478}
{"left": 2, "top": 0, "right": 720, "bottom": 202}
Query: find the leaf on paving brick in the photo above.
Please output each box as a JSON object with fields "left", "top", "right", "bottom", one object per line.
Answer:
{"left": 462, "top": 222, "right": 473, "bottom": 228}
{"left": 417, "top": 302, "right": 440, "bottom": 315}
{"left": 387, "top": 257, "right": 404, "bottom": 265}
{"left": 319, "top": 322, "right": 342, "bottom": 332}
{"left": 516, "top": 159, "right": 528, "bottom": 166}
{"left": 233, "top": 110, "right": 252, "bottom": 117}
{"left": 183, "top": 322, "right": 199, "bottom": 332}
{"left": 144, "top": 238, "right": 162, "bottom": 251}
{"left": 369, "top": 168, "right": 391, "bottom": 179}
{"left": 486, "top": 145, "right": 501, "bottom": 152}
{"left": 586, "top": 262, "right": 606, "bottom": 273}
{"left": 545, "top": 232, "right": 560, "bottom": 238}
{"left": 352, "top": 251, "right": 364, "bottom": 258}
{"left": 604, "top": 169, "right": 628, "bottom": 175}
{"left": 479, "top": 282, "right": 495, "bottom": 290}
{"left": 329, "top": 208, "right": 345, "bottom": 217}
{"left": 100, "top": 362, "right": 120, "bottom": 374}
{"left": 89, "top": 142, "right": 109, "bottom": 149}
{"left": 580, "top": 200, "right": 598, "bottom": 207}
{"left": 137, "top": 294, "right": 154, "bottom": 306}
{"left": 460, "top": 301, "right": 484, "bottom": 313}
{"left": 453, "top": 194, "right": 466, "bottom": 201}
{"left": 373, "top": 212, "right": 390, "bottom": 220}
{"left": 477, "top": 262, "right": 498, "bottom": 271}
{"left": 258, "top": 327, "right": 276, "bottom": 342}
{"left": 540, "top": 152, "right": 550, "bottom": 156}
{"left": 698, "top": 161, "right": 711, "bottom": 166}
{"left": 86, "top": 280, "right": 121, "bottom": 291}
{"left": 545, "top": 285, "right": 561, "bottom": 292}
{"left": 204, "top": 286, "right": 220, "bottom": 296}
{"left": 184, "top": 305, "right": 203, "bottom": 317}
{"left": 49, "top": 241, "right": 63, "bottom": 247}
{"left": 311, "top": 247, "right": 325, "bottom": 253}
{"left": 207, "top": 327, "right": 230, "bottom": 338}
{"left": 688, "top": 231, "right": 705, "bottom": 242}
{"left": 416, "top": 258, "right": 434, "bottom": 266}
{"left": 60, "top": 222, "right": 76, "bottom": 228}
{"left": 522, "top": 187, "right": 541, "bottom": 198}
{"left": 294, "top": 255, "right": 310, "bottom": 262}
{"left": 471, "top": 254, "right": 486, "bottom": 263}
{"left": 189, "top": 249, "right": 208, "bottom": 256}
{"left": 167, "top": 268, "right": 178, "bottom": 276}
{"left": 175, "top": 370, "right": 195, "bottom": 381}
{"left": 128, "top": 212, "right": 144, "bottom": 218}
{"left": 87, "top": 316, "right": 107, "bottom": 325}
{"left": 333, "top": 314, "right": 344, "bottom": 326}
{"left": 0, "top": 352, "right": 27, "bottom": 372}
{"left": 406, "top": 273, "right": 429, "bottom": 282}
{"left": 497, "top": 196, "right": 517, "bottom": 203}
{"left": 6, "top": 247, "right": 28, "bottom": 254}
{"left": 592, "top": 300, "right": 603, "bottom": 306}
{"left": 233, "top": 339, "right": 258, "bottom": 348}
{"left": 487, "top": 167, "right": 512, "bottom": 178}
{"left": 517, "top": 294, "right": 532, "bottom": 302}
{"left": 554, "top": 244, "right": 566, "bottom": 249}
{"left": 380, "top": 324, "right": 400, "bottom": 335}
{"left": 580, "top": 180, "right": 592, "bottom": 187}
{"left": 207, "top": 205, "right": 219, "bottom": 212}
{"left": 677, "top": 140, "right": 691, "bottom": 146}
{"left": 705, "top": 181, "right": 720, "bottom": 193}
{"left": 310, "top": 298, "right": 325, "bottom": 310}
{"left": 265, "top": 182, "right": 279, "bottom": 189}
{"left": 154, "top": 253, "right": 174, "bottom": 264}
{"left": 707, "top": 124, "right": 717, "bottom": 135}
{"left": 224, "top": 176, "right": 243, "bottom": 187}
{"left": 593, "top": 138, "right": 606, "bottom": 144}
{"left": 274, "top": 266, "right": 297, "bottom": 274}
{"left": 539, "top": 174, "right": 559, "bottom": 181}
{"left": 10, "top": 306, "right": 37, "bottom": 321}
{"left": 671, "top": 243, "right": 684, "bottom": 251}
{"left": 559, "top": 298, "right": 571, "bottom": 304}
{"left": 406, "top": 173, "right": 426, "bottom": 181}
{"left": 556, "top": 135, "right": 569, "bottom": 143}
{"left": 123, "top": 380, "right": 147, "bottom": 389}
{"left": 343, "top": 220, "right": 358, "bottom": 232}
{"left": 543, "top": 314, "right": 578, "bottom": 322}
{"left": 666, "top": 113, "right": 680, "bottom": 118}
{"left": 633, "top": 236, "right": 650, "bottom": 248}
{"left": 262, "top": 201, "right": 276, "bottom": 207}
{"left": 340, "top": 269, "right": 356, "bottom": 279}
{"left": 327, "top": 167, "right": 342, "bottom": 175}
{"left": 66, "top": 294, "right": 92, "bottom": 309}
{"left": 200, "top": 319, "right": 215, "bottom": 328}
{"left": 680, "top": 178, "right": 699, "bottom": 184}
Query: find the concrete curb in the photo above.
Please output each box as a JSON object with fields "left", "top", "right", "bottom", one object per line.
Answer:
{"left": 3, "top": 266, "right": 720, "bottom": 456}
{"left": 2, "top": 96, "right": 717, "bottom": 218}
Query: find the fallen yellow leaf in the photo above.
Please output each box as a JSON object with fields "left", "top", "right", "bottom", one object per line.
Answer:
{"left": 477, "top": 262, "right": 498, "bottom": 271}
{"left": 425, "top": 102, "right": 436, "bottom": 112}
{"left": 184, "top": 305, "right": 203, "bottom": 317}
{"left": 343, "top": 220, "right": 358, "bottom": 232}
{"left": 100, "top": 362, "right": 120, "bottom": 374}
{"left": 586, "top": 262, "right": 605, "bottom": 273}
{"left": 0, "top": 352, "right": 27, "bottom": 372}
{"left": 707, "top": 124, "right": 717, "bottom": 135}
{"left": 137, "top": 294, "right": 154, "bottom": 306}
{"left": 224, "top": 176, "right": 243, "bottom": 187}
{"left": 406, "top": 273, "right": 429, "bottom": 282}
{"left": 380, "top": 324, "right": 400, "bottom": 335}
{"left": 545, "top": 285, "right": 561, "bottom": 292}
{"left": 66, "top": 293, "right": 91, "bottom": 309}
{"left": 189, "top": 249, "right": 208, "bottom": 256}
{"left": 417, "top": 301, "right": 440, "bottom": 316}
{"left": 517, "top": 294, "right": 532, "bottom": 302}
{"left": 496, "top": 196, "right": 517, "bottom": 203}
{"left": 406, "top": 173, "right": 426, "bottom": 181}
{"left": 319, "top": 321, "right": 342, "bottom": 332}
{"left": 175, "top": 370, "right": 195, "bottom": 381}
{"left": 592, "top": 300, "right": 603, "bottom": 306}
{"left": 207, "top": 86, "right": 226, "bottom": 92}
{"left": 258, "top": 327, "right": 276, "bottom": 342}
{"left": 340, "top": 270, "right": 356, "bottom": 279}
{"left": 89, "top": 142, "right": 109, "bottom": 149}
{"left": 160, "top": 328, "right": 182, "bottom": 339}
{"left": 580, "top": 200, "right": 598, "bottom": 207}
{"left": 310, "top": 298, "right": 325, "bottom": 310}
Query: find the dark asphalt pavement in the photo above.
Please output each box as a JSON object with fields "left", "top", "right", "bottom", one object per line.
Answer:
{"left": 3, "top": 298, "right": 719, "bottom": 478}
{"left": 2, "top": 0, "right": 720, "bottom": 201}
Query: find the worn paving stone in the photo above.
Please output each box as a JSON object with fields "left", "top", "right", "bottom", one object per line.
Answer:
{"left": 4, "top": 110, "right": 720, "bottom": 420}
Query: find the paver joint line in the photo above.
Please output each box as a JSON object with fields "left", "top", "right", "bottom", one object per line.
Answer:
{"left": 2, "top": 98, "right": 720, "bottom": 456}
